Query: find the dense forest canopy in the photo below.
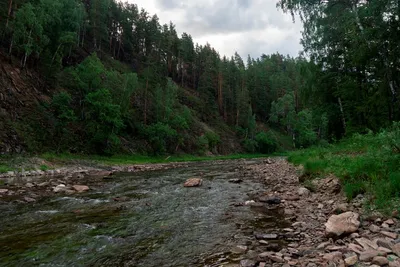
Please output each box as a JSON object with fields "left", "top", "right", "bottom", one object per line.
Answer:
{"left": 0, "top": 0, "right": 398, "bottom": 155}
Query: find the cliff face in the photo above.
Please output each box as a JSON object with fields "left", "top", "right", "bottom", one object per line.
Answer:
{"left": 0, "top": 53, "right": 51, "bottom": 154}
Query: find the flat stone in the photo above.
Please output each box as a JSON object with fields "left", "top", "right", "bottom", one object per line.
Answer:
{"left": 376, "top": 239, "right": 393, "bottom": 250}
{"left": 255, "top": 233, "right": 278, "bottom": 240}
{"left": 326, "top": 212, "right": 360, "bottom": 236}
{"left": 378, "top": 247, "right": 392, "bottom": 253}
{"left": 0, "top": 189, "right": 9, "bottom": 194}
{"left": 344, "top": 255, "right": 358, "bottom": 266}
{"left": 393, "top": 243, "right": 400, "bottom": 256}
{"left": 372, "top": 256, "right": 389, "bottom": 266}
{"left": 384, "top": 219, "right": 395, "bottom": 225}
{"left": 231, "top": 245, "right": 248, "bottom": 254}
{"left": 370, "top": 224, "right": 381, "bottom": 233}
{"left": 183, "top": 178, "right": 202, "bottom": 187}
{"left": 240, "top": 259, "right": 256, "bottom": 267}
{"left": 381, "top": 231, "right": 397, "bottom": 239}
{"left": 323, "top": 251, "right": 343, "bottom": 262}
{"left": 359, "top": 250, "right": 380, "bottom": 262}
{"left": 356, "top": 238, "right": 379, "bottom": 250}
{"left": 229, "top": 178, "right": 243, "bottom": 184}
{"left": 23, "top": 196, "right": 36, "bottom": 203}
{"left": 25, "top": 183, "right": 34, "bottom": 188}
{"left": 72, "top": 185, "right": 89, "bottom": 193}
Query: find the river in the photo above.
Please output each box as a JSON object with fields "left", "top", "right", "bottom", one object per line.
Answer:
{"left": 0, "top": 159, "right": 287, "bottom": 267}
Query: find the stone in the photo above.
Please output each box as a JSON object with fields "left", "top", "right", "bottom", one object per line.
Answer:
{"left": 255, "top": 233, "right": 278, "bottom": 240}
{"left": 372, "top": 256, "right": 389, "bottom": 266}
{"left": 25, "top": 183, "right": 34, "bottom": 188}
{"left": 72, "top": 185, "right": 90, "bottom": 193}
{"left": 381, "top": 231, "right": 397, "bottom": 239}
{"left": 344, "top": 255, "right": 358, "bottom": 266}
{"left": 359, "top": 250, "right": 380, "bottom": 262}
{"left": 334, "top": 203, "right": 349, "bottom": 214}
{"left": 389, "top": 261, "right": 400, "bottom": 267}
{"left": 370, "top": 224, "right": 381, "bottom": 233}
{"left": 23, "top": 196, "right": 36, "bottom": 203}
{"left": 229, "top": 178, "right": 243, "bottom": 183}
{"left": 393, "top": 243, "right": 400, "bottom": 256}
{"left": 37, "top": 182, "right": 49, "bottom": 187}
{"left": 258, "top": 195, "right": 281, "bottom": 204}
{"left": 240, "top": 259, "right": 256, "bottom": 267}
{"left": 382, "top": 223, "right": 390, "bottom": 228}
{"left": 53, "top": 184, "right": 67, "bottom": 193}
{"left": 259, "top": 262, "right": 266, "bottom": 267}
{"left": 325, "top": 212, "right": 360, "bottom": 236}
{"left": 376, "top": 239, "right": 393, "bottom": 250}
{"left": 298, "top": 187, "right": 310, "bottom": 197}
{"left": 259, "top": 252, "right": 284, "bottom": 263}
{"left": 323, "top": 251, "right": 343, "bottom": 262}
{"left": 231, "top": 245, "right": 248, "bottom": 254}
{"left": 317, "top": 242, "right": 331, "bottom": 250}
{"left": 183, "top": 178, "right": 202, "bottom": 187}
{"left": 0, "top": 189, "right": 9, "bottom": 194}
{"left": 385, "top": 219, "right": 395, "bottom": 225}
{"left": 356, "top": 238, "right": 379, "bottom": 250}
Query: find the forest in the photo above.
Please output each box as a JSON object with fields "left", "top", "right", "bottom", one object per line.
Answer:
{"left": 0, "top": 0, "right": 399, "bottom": 156}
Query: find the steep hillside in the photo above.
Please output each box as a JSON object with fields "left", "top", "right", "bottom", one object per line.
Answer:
{"left": 0, "top": 53, "right": 51, "bottom": 154}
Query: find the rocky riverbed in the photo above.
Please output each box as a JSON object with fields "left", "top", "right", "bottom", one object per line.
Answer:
{"left": 1, "top": 157, "right": 399, "bottom": 267}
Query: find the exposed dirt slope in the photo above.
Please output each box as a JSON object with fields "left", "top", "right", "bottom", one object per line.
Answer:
{"left": 0, "top": 53, "right": 51, "bottom": 154}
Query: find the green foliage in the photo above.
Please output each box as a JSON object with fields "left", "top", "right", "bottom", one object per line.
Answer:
{"left": 288, "top": 122, "right": 400, "bottom": 212}
{"left": 40, "top": 165, "right": 49, "bottom": 171}
{"left": 243, "top": 138, "right": 258, "bottom": 153}
{"left": 255, "top": 132, "right": 278, "bottom": 154}
{"left": 145, "top": 123, "right": 178, "bottom": 155}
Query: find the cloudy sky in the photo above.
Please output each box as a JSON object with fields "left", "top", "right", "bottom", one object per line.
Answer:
{"left": 131, "top": 0, "right": 304, "bottom": 60}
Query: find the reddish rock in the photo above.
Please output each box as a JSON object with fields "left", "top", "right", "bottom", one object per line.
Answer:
{"left": 72, "top": 185, "right": 90, "bottom": 192}
{"left": 325, "top": 212, "right": 360, "bottom": 236}
{"left": 183, "top": 178, "right": 203, "bottom": 187}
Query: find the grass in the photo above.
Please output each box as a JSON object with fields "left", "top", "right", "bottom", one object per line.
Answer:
{"left": 288, "top": 126, "right": 400, "bottom": 213}
{"left": 40, "top": 152, "right": 281, "bottom": 166}
{"left": 0, "top": 164, "right": 12, "bottom": 173}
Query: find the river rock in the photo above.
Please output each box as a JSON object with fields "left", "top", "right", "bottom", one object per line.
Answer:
{"left": 53, "top": 184, "right": 67, "bottom": 193}
{"left": 359, "top": 250, "right": 380, "bottom": 262}
{"left": 240, "top": 259, "right": 256, "bottom": 267}
{"left": 372, "top": 256, "right": 389, "bottom": 266}
{"left": 72, "top": 185, "right": 90, "bottom": 193}
{"left": 24, "top": 196, "right": 36, "bottom": 203}
{"left": 231, "top": 245, "right": 248, "bottom": 254}
{"left": 344, "top": 255, "right": 358, "bottom": 266}
{"left": 229, "top": 178, "right": 243, "bottom": 183}
{"left": 381, "top": 231, "right": 397, "bottom": 239}
{"left": 323, "top": 251, "right": 343, "bottom": 262}
{"left": 369, "top": 224, "right": 381, "bottom": 233}
{"left": 298, "top": 187, "right": 310, "bottom": 197}
{"left": 183, "top": 178, "right": 202, "bottom": 187}
{"left": 255, "top": 233, "right": 278, "bottom": 240}
{"left": 0, "top": 189, "right": 9, "bottom": 194}
{"left": 325, "top": 212, "right": 360, "bottom": 236}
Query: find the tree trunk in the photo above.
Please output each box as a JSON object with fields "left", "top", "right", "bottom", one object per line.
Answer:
{"left": 144, "top": 77, "right": 148, "bottom": 125}
{"left": 338, "top": 97, "right": 346, "bottom": 135}
{"left": 6, "top": 0, "right": 13, "bottom": 29}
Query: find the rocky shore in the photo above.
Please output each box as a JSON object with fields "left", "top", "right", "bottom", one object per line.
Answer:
{"left": 225, "top": 158, "right": 400, "bottom": 267}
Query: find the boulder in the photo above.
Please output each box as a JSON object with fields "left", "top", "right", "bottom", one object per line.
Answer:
{"left": 325, "top": 212, "right": 360, "bottom": 236}
{"left": 184, "top": 178, "right": 202, "bottom": 187}
{"left": 72, "top": 185, "right": 90, "bottom": 193}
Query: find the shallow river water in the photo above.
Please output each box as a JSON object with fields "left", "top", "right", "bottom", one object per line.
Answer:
{"left": 0, "top": 159, "right": 287, "bottom": 267}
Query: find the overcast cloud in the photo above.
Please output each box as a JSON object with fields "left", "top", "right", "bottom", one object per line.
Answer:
{"left": 131, "top": 0, "right": 303, "bottom": 59}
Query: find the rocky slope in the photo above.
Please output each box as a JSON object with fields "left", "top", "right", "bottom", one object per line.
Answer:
{"left": 232, "top": 158, "right": 400, "bottom": 267}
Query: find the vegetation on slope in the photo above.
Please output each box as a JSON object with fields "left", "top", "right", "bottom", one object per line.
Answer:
{"left": 288, "top": 122, "right": 400, "bottom": 212}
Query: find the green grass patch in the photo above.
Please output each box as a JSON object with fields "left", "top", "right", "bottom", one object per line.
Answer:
{"left": 0, "top": 164, "right": 12, "bottom": 173}
{"left": 288, "top": 124, "right": 400, "bottom": 213}
{"left": 41, "top": 152, "right": 282, "bottom": 166}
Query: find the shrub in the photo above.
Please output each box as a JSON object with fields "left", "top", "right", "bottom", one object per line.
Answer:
{"left": 243, "top": 138, "right": 258, "bottom": 153}
{"left": 145, "top": 123, "right": 178, "bottom": 154}
{"left": 255, "top": 132, "right": 278, "bottom": 154}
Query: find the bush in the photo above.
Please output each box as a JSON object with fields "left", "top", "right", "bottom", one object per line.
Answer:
{"left": 205, "top": 131, "right": 220, "bottom": 151}
{"left": 145, "top": 123, "right": 178, "bottom": 154}
{"left": 255, "top": 132, "right": 278, "bottom": 154}
{"left": 196, "top": 135, "right": 209, "bottom": 155}
{"left": 243, "top": 138, "right": 258, "bottom": 153}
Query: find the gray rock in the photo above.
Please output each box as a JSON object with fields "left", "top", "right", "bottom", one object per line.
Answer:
{"left": 344, "top": 255, "right": 358, "bottom": 266}
{"left": 372, "top": 256, "right": 389, "bottom": 266}
{"left": 255, "top": 233, "right": 278, "bottom": 240}
{"left": 240, "top": 259, "right": 256, "bottom": 267}
{"left": 369, "top": 224, "right": 381, "bottom": 233}
{"left": 231, "top": 245, "right": 248, "bottom": 254}
{"left": 359, "top": 250, "right": 380, "bottom": 262}
{"left": 325, "top": 212, "right": 360, "bottom": 236}
{"left": 0, "top": 189, "right": 9, "bottom": 194}
{"left": 259, "top": 196, "right": 281, "bottom": 204}
{"left": 53, "top": 184, "right": 67, "bottom": 193}
{"left": 298, "top": 187, "right": 310, "bottom": 197}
